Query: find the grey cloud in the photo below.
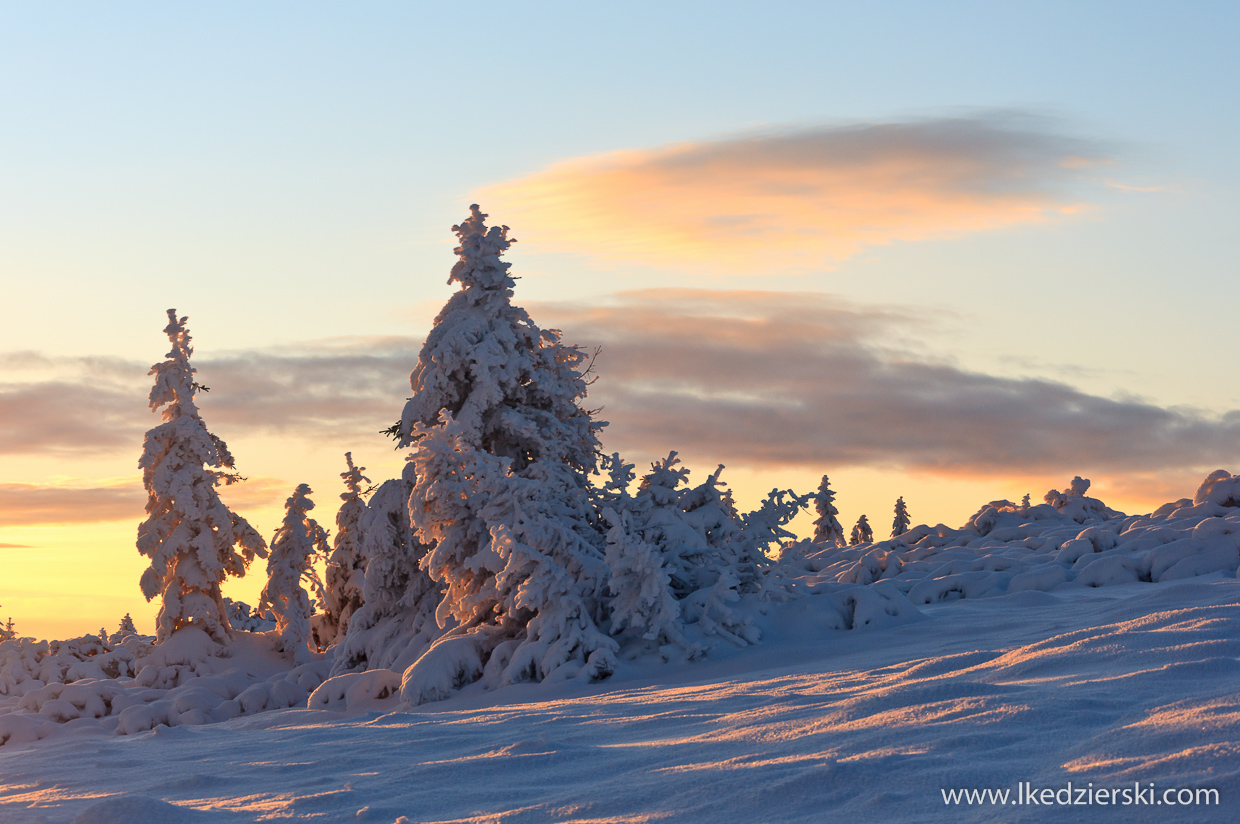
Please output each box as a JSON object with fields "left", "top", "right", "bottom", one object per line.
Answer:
{"left": 197, "top": 341, "right": 419, "bottom": 438}
{"left": 6, "top": 292, "right": 1232, "bottom": 482}
{"left": 0, "top": 381, "right": 147, "bottom": 455}
{"left": 0, "top": 340, "right": 421, "bottom": 456}
{"left": 539, "top": 291, "right": 1240, "bottom": 476}
{"left": 646, "top": 113, "right": 1106, "bottom": 197}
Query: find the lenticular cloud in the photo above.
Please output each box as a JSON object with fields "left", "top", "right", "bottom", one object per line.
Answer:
{"left": 481, "top": 112, "right": 1109, "bottom": 271}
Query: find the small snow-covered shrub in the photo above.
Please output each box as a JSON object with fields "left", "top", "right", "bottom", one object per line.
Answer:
{"left": 259, "top": 483, "right": 330, "bottom": 662}
{"left": 320, "top": 452, "right": 371, "bottom": 648}
{"left": 223, "top": 598, "right": 275, "bottom": 633}
{"left": 811, "top": 475, "right": 845, "bottom": 546}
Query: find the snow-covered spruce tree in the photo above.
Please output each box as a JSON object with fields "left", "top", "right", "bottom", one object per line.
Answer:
{"left": 117, "top": 613, "right": 137, "bottom": 638}
{"left": 618, "top": 453, "right": 801, "bottom": 649}
{"left": 811, "top": 475, "right": 845, "bottom": 545}
{"left": 734, "top": 488, "right": 811, "bottom": 588}
{"left": 593, "top": 451, "right": 637, "bottom": 512}
{"left": 330, "top": 465, "right": 443, "bottom": 677}
{"left": 259, "top": 484, "right": 330, "bottom": 662}
{"left": 397, "top": 206, "right": 615, "bottom": 703}
{"left": 0, "top": 613, "right": 13, "bottom": 643}
{"left": 849, "top": 514, "right": 873, "bottom": 546}
{"left": 589, "top": 452, "right": 696, "bottom": 656}
{"left": 318, "top": 452, "right": 370, "bottom": 648}
{"left": 631, "top": 452, "right": 707, "bottom": 600}
{"left": 137, "top": 309, "right": 267, "bottom": 646}
{"left": 405, "top": 415, "right": 616, "bottom": 702}
{"left": 602, "top": 506, "right": 686, "bottom": 650}
{"left": 891, "top": 496, "right": 910, "bottom": 538}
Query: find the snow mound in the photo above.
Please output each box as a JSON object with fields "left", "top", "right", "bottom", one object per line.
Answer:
{"left": 308, "top": 669, "right": 401, "bottom": 712}
{"left": 803, "top": 473, "right": 1240, "bottom": 604}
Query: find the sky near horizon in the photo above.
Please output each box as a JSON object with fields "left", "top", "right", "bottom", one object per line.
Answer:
{"left": 2, "top": 2, "right": 1239, "bottom": 639}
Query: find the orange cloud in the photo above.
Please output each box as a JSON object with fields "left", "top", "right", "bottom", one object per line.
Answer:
{"left": 480, "top": 113, "right": 1110, "bottom": 272}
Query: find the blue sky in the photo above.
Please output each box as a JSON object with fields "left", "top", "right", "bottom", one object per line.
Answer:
{"left": 2, "top": 2, "right": 1238, "bottom": 636}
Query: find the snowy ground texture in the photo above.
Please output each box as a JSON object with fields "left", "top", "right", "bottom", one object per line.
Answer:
{"left": 3, "top": 473, "right": 1239, "bottom": 823}
{"left": 2, "top": 579, "right": 1237, "bottom": 823}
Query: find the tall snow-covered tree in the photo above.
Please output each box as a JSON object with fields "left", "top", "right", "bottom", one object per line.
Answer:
{"left": 396, "top": 205, "right": 602, "bottom": 477}
{"left": 319, "top": 452, "right": 370, "bottom": 648}
{"left": 849, "top": 514, "right": 873, "bottom": 546}
{"left": 811, "top": 475, "right": 845, "bottom": 545}
{"left": 398, "top": 206, "right": 615, "bottom": 702}
{"left": 259, "top": 484, "right": 330, "bottom": 661}
{"left": 891, "top": 497, "right": 910, "bottom": 538}
{"left": 137, "top": 310, "right": 267, "bottom": 645}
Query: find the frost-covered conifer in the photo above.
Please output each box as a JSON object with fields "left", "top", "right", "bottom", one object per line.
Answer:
{"left": 259, "top": 484, "right": 330, "bottom": 662}
{"left": 0, "top": 614, "right": 14, "bottom": 643}
{"left": 396, "top": 205, "right": 603, "bottom": 477}
{"left": 735, "top": 488, "right": 811, "bottom": 580}
{"left": 634, "top": 452, "right": 705, "bottom": 599}
{"left": 602, "top": 507, "right": 685, "bottom": 648}
{"left": 594, "top": 452, "right": 637, "bottom": 512}
{"left": 625, "top": 454, "right": 790, "bottom": 647}
{"left": 682, "top": 465, "right": 743, "bottom": 557}
{"left": 406, "top": 414, "right": 616, "bottom": 699}
{"left": 319, "top": 453, "right": 370, "bottom": 648}
{"left": 137, "top": 310, "right": 267, "bottom": 645}
{"left": 849, "top": 514, "right": 873, "bottom": 546}
{"left": 398, "top": 207, "right": 614, "bottom": 702}
{"left": 811, "top": 475, "right": 845, "bottom": 545}
{"left": 117, "top": 614, "right": 137, "bottom": 637}
{"left": 330, "top": 467, "right": 442, "bottom": 676}
{"left": 891, "top": 497, "right": 910, "bottom": 538}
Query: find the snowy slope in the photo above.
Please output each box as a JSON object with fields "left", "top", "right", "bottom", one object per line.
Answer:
{"left": 2, "top": 575, "right": 1236, "bottom": 823}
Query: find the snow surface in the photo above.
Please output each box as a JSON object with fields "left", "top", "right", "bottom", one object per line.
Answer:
{"left": 2, "top": 575, "right": 1236, "bottom": 823}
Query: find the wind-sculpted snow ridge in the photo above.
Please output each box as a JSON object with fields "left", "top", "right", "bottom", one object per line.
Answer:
{"left": 790, "top": 473, "right": 1240, "bottom": 604}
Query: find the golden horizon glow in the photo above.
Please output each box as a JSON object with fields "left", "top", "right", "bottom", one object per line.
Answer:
{"left": 0, "top": 449, "right": 1206, "bottom": 642}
